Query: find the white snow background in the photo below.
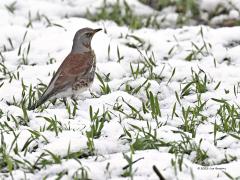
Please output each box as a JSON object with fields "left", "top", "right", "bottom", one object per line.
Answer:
{"left": 0, "top": 0, "right": 240, "bottom": 179}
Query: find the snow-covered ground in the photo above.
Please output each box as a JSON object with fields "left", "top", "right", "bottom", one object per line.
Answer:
{"left": 0, "top": 0, "right": 240, "bottom": 179}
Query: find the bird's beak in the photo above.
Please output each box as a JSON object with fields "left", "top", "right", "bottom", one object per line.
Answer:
{"left": 93, "top": 28, "right": 102, "bottom": 34}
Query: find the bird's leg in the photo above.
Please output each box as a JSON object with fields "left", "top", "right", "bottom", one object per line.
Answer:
{"left": 63, "top": 97, "right": 67, "bottom": 107}
{"left": 71, "top": 95, "right": 78, "bottom": 104}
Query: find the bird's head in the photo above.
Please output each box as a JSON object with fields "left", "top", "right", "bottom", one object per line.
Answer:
{"left": 72, "top": 28, "right": 102, "bottom": 53}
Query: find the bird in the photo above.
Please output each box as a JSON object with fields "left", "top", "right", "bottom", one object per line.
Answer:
{"left": 29, "top": 27, "right": 102, "bottom": 110}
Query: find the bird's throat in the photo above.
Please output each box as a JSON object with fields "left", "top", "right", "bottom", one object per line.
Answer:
{"left": 71, "top": 43, "right": 91, "bottom": 53}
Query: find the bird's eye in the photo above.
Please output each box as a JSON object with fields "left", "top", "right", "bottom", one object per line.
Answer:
{"left": 86, "top": 33, "right": 91, "bottom": 37}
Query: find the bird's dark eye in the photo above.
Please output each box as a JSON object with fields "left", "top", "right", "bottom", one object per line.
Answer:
{"left": 86, "top": 33, "right": 91, "bottom": 37}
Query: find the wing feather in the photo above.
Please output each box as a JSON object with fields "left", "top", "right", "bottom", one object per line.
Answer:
{"left": 30, "top": 52, "right": 94, "bottom": 109}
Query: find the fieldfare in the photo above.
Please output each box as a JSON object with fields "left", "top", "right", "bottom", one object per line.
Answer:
{"left": 29, "top": 27, "right": 102, "bottom": 110}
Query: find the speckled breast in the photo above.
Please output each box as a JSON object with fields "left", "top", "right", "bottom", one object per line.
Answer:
{"left": 72, "top": 51, "right": 96, "bottom": 93}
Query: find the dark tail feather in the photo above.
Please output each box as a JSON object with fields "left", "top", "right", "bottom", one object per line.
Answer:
{"left": 28, "top": 93, "right": 51, "bottom": 110}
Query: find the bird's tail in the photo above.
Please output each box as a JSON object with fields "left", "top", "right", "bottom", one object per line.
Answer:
{"left": 28, "top": 93, "right": 52, "bottom": 110}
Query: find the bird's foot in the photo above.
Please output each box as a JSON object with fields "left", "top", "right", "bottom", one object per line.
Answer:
{"left": 62, "top": 97, "right": 67, "bottom": 107}
{"left": 71, "top": 97, "right": 78, "bottom": 105}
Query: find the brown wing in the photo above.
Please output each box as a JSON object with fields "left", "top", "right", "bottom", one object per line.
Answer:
{"left": 29, "top": 52, "right": 94, "bottom": 109}
{"left": 43, "top": 52, "right": 94, "bottom": 97}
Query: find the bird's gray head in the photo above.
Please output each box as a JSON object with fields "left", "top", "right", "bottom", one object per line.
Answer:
{"left": 71, "top": 27, "right": 102, "bottom": 53}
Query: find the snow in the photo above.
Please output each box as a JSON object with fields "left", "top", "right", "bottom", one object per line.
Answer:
{"left": 1, "top": 0, "right": 240, "bottom": 180}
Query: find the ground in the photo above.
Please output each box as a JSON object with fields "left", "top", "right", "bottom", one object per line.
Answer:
{"left": 0, "top": 0, "right": 240, "bottom": 180}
